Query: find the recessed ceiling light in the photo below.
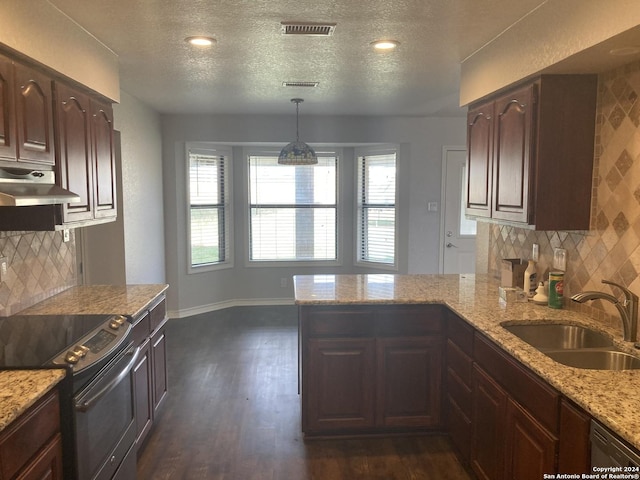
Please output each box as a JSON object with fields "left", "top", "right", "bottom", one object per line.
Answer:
{"left": 609, "top": 46, "right": 640, "bottom": 56}
{"left": 371, "top": 39, "right": 400, "bottom": 51}
{"left": 185, "top": 36, "right": 217, "bottom": 47}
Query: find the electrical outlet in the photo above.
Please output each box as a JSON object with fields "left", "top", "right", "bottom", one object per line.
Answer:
{"left": 553, "top": 248, "right": 567, "bottom": 271}
{"left": 63, "top": 229, "right": 70, "bottom": 243}
{"left": 532, "top": 243, "right": 539, "bottom": 262}
{"left": 0, "top": 257, "right": 7, "bottom": 282}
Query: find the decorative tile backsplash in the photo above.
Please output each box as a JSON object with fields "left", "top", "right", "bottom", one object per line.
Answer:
{"left": 486, "top": 60, "right": 640, "bottom": 331}
{"left": 0, "top": 230, "right": 76, "bottom": 317}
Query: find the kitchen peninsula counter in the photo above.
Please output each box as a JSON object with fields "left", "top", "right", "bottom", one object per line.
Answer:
{"left": 20, "top": 284, "right": 169, "bottom": 318}
{"left": 294, "top": 273, "right": 640, "bottom": 450}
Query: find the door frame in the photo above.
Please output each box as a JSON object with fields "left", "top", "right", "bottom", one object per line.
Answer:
{"left": 438, "top": 145, "right": 467, "bottom": 274}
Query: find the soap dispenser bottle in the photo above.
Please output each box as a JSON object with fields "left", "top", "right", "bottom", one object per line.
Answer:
{"left": 523, "top": 260, "right": 537, "bottom": 298}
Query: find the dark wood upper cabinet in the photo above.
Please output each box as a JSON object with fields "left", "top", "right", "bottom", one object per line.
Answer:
{"left": 14, "top": 61, "right": 55, "bottom": 166}
{"left": 0, "top": 53, "right": 16, "bottom": 161}
{"left": 466, "top": 103, "right": 493, "bottom": 218}
{"left": 54, "top": 81, "right": 117, "bottom": 225}
{"left": 466, "top": 75, "right": 597, "bottom": 230}
{"left": 90, "top": 98, "right": 117, "bottom": 219}
{"left": 55, "top": 82, "right": 93, "bottom": 222}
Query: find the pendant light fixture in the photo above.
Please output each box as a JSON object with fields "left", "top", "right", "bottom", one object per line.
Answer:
{"left": 278, "top": 98, "right": 318, "bottom": 165}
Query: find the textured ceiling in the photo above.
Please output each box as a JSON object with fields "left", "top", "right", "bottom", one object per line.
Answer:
{"left": 48, "top": 0, "right": 551, "bottom": 116}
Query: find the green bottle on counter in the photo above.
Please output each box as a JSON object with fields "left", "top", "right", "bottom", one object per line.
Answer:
{"left": 548, "top": 272, "right": 564, "bottom": 309}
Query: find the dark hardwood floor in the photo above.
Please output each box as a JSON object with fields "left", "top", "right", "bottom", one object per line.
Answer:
{"left": 136, "top": 306, "right": 473, "bottom": 480}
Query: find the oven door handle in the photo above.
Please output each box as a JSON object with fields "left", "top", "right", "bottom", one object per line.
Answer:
{"left": 74, "top": 345, "right": 141, "bottom": 413}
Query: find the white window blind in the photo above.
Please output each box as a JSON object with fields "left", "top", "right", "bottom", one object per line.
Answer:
{"left": 357, "top": 151, "right": 397, "bottom": 265}
{"left": 248, "top": 154, "right": 337, "bottom": 262}
{"left": 188, "top": 147, "right": 230, "bottom": 268}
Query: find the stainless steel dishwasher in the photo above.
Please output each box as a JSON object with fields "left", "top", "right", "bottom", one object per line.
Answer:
{"left": 591, "top": 420, "right": 640, "bottom": 468}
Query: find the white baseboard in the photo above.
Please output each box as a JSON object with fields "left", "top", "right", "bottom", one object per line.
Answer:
{"left": 168, "top": 297, "right": 296, "bottom": 319}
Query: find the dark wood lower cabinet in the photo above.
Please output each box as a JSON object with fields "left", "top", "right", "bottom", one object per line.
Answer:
{"left": 558, "top": 399, "right": 591, "bottom": 473}
{"left": 471, "top": 365, "right": 507, "bottom": 480}
{"left": 377, "top": 336, "right": 442, "bottom": 428}
{"left": 0, "top": 390, "right": 63, "bottom": 480}
{"left": 301, "top": 305, "right": 444, "bottom": 436}
{"left": 131, "top": 295, "right": 168, "bottom": 453}
{"left": 305, "top": 338, "right": 376, "bottom": 432}
{"left": 504, "top": 398, "right": 557, "bottom": 480}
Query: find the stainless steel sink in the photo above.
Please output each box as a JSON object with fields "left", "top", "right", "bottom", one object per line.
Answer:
{"left": 502, "top": 323, "right": 640, "bottom": 370}
{"left": 545, "top": 350, "right": 640, "bottom": 370}
{"left": 502, "top": 324, "right": 613, "bottom": 350}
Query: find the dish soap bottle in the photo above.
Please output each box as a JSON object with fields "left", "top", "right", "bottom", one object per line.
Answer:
{"left": 523, "top": 260, "right": 537, "bottom": 298}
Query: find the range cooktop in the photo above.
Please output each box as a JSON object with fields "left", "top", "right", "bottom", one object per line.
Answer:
{"left": 0, "top": 314, "right": 124, "bottom": 368}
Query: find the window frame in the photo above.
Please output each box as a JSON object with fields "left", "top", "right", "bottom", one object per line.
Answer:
{"left": 354, "top": 145, "right": 399, "bottom": 270}
{"left": 245, "top": 147, "right": 341, "bottom": 267}
{"left": 186, "top": 143, "right": 234, "bottom": 274}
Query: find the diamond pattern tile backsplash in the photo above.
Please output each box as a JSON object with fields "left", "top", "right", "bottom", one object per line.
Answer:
{"left": 0, "top": 230, "right": 76, "bottom": 317}
{"left": 486, "top": 60, "right": 640, "bottom": 332}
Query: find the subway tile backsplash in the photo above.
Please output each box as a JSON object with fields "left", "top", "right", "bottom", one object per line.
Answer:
{"left": 486, "top": 60, "right": 640, "bottom": 332}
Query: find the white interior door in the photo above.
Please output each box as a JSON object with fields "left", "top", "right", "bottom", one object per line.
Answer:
{"left": 441, "top": 147, "right": 476, "bottom": 274}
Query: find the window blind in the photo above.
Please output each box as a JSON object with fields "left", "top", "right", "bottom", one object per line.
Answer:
{"left": 188, "top": 150, "right": 229, "bottom": 267}
{"left": 357, "top": 152, "right": 397, "bottom": 264}
{"left": 248, "top": 154, "right": 337, "bottom": 261}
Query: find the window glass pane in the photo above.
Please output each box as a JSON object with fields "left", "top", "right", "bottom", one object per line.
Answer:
{"left": 188, "top": 148, "right": 230, "bottom": 268}
{"left": 357, "top": 150, "right": 397, "bottom": 265}
{"left": 248, "top": 154, "right": 337, "bottom": 262}
{"left": 190, "top": 207, "right": 221, "bottom": 266}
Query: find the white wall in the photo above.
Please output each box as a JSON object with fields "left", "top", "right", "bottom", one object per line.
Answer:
{"left": 161, "top": 114, "right": 466, "bottom": 317}
{"left": 113, "top": 91, "right": 166, "bottom": 284}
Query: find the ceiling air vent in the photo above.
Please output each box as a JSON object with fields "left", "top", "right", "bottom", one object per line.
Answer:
{"left": 282, "top": 81, "right": 319, "bottom": 88}
{"left": 280, "top": 22, "right": 336, "bottom": 36}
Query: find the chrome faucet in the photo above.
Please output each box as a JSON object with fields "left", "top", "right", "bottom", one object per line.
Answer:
{"left": 571, "top": 280, "right": 638, "bottom": 342}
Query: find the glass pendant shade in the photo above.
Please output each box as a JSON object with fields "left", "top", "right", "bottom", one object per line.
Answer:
{"left": 278, "top": 98, "right": 318, "bottom": 165}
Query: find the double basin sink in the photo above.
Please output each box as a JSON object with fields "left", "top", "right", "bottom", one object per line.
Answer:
{"left": 502, "top": 323, "right": 640, "bottom": 370}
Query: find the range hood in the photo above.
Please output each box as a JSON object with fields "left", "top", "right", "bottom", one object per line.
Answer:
{"left": 0, "top": 167, "right": 80, "bottom": 206}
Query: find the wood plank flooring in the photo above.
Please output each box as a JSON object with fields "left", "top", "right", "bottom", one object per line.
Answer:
{"left": 136, "top": 306, "right": 474, "bottom": 480}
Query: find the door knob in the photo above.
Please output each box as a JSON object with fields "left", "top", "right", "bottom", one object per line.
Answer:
{"left": 446, "top": 242, "right": 458, "bottom": 248}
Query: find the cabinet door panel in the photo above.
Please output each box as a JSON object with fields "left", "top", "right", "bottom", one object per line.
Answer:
{"left": 505, "top": 398, "right": 558, "bottom": 480}
{"left": 152, "top": 327, "right": 168, "bottom": 413}
{"left": 90, "top": 99, "right": 116, "bottom": 218}
{"left": 492, "top": 85, "right": 534, "bottom": 223}
{"left": 466, "top": 103, "right": 493, "bottom": 217}
{"left": 558, "top": 399, "right": 590, "bottom": 474}
{"left": 0, "top": 54, "right": 15, "bottom": 160}
{"left": 472, "top": 365, "right": 507, "bottom": 480}
{"left": 133, "top": 339, "right": 153, "bottom": 450}
{"left": 305, "top": 338, "right": 375, "bottom": 433}
{"left": 15, "top": 433, "right": 63, "bottom": 480}
{"left": 55, "top": 82, "right": 93, "bottom": 222}
{"left": 376, "top": 336, "right": 442, "bottom": 428}
{"left": 14, "top": 63, "right": 54, "bottom": 165}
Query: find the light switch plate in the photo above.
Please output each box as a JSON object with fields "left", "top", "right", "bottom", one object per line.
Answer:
{"left": 0, "top": 257, "right": 7, "bottom": 282}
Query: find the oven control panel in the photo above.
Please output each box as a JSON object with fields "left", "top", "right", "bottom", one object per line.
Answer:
{"left": 52, "top": 315, "right": 131, "bottom": 372}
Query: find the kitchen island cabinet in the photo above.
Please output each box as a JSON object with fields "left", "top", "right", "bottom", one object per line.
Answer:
{"left": 300, "top": 304, "right": 444, "bottom": 436}
{"left": 294, "top": 274, "right": 640, "bottom": 472}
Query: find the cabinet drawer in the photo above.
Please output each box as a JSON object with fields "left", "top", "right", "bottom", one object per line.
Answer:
{"left": 305, "top": 308, "right": 374, "bottom": 337}
{"left": 131, "top": 312, "right": 150, "bottom": 346}
{"left": 446, "top": 368, "right": 472, "bottom": 415}
{"left": 149, "top": 297, "right": 167, "bottom": 332}
{"left": 375, "top": 305, "right": 443, "bottom": 336}
{"left": 446, "top": 311, "right": 473, "bottom": 353}
{"left": 474, "top": 334, "right": 559, "bottom": 433}
{"left": 0, "top": 390, "right": 60, "bottom": 480}
{"left": 446, "top": 340, "right": 473, "bottom": 387}
{"left": 447, "top": 396, "right": 472, "bottom": 462}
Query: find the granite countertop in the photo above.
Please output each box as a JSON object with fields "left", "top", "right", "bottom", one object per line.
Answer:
{"left": 20, "top": 284, "right": 169, "bottom": 318}
{"left": 0, "top": 369, "right": 66, "bottom": 431}
{"left": 294, "top": 273, "right": 640, "bottom": 450}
